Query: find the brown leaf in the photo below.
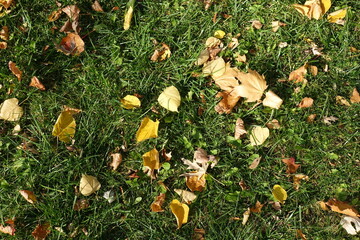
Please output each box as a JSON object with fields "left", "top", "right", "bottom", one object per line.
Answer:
{"left": 109, "top": 153, "right": 122, "bottom": 171}
{"left": 251, "top": 20, "right": 263, "bottom": 29}
{"left": 234, "top": 118, "right": 247, "bottom": 139}
{"left": 32, "top": 223, "right": 50, "bottom": 240}
{"left": 0, "top": 41, "right": 7, "bottom": 49}
{"left": 29, "top": 76, "right": 45, "bottom": 90}
{"left": 192, "top": 228, "right": 205, "bottom": 240}
{"left": 48, "top": 9, "right": 62, "bottom": 22}
{"left": 271, "top": 21, "right": 286, "bottom": 32}
{"left": 296, "top": 229, "right": 307, "bottom": 240}
{"left": 306, "top": 114, "right": 317, "bottom": 123}
{"left": 62, "top": 5, "right": 80, "bottom": 21}
{"left": 350, "top": 88, "right": 360, "bottom": 103}
{"left": 186, "top": 173, "right": 206, "bottom": 192}
{"left": 150, "top": 193, "right": 166, "bottom": 212}
{"left": 249, "top": 157, "right": 261, "bottom": 169}
{"left": 250, "top": 201, "right": 264, "bottom": 213}
{"left": 318, "top": 201, "right": 329, "bottom": 211}
{"left": 160, "top": 149, "right": 172, "bottom": 161}
{"left": 150, "top": 43, "right": 171, "bottom": 62}
{"left": 282, "top": 157, "right": 300, "bottom": 174}
{"left": 0, "top": 0, "right": 13, "bottom": 9}
{"left": 336, "top": 96, "right": 350, "bottom": 106}
{"left": 57, "top": 33, "right": 84, "bottom": 56}
{"left": 262, "top": 90, "right": 283, "bottom": 109}
{"left": 289, "top": 64, "right": 307, "bottom": 83}
{"left": 8, "top": 61, "right": 22, "bottom": 81}
{"left": 0, "top": 26, "right": 9, "bottom": 40}
{"left": 298, "top": 97, "right": 314, "bottom": 108}
{"left": 266, "top": 119, "right": 281, "bottom": 129}
{"left": 73, "top": 199, "right": 90, "bottom": 211}
{"left": 239, "top": 180, "right": 249, "bottom": 190}
{"left": 19, "top": 190, "right": 37, "bottom": 204}
{"left": 235, "top": 53, "right": 246, "bottom": 63}
{"left": 269, "top": 201, "right": 281, "bottom": 210}
{"left": 92, "top": 0, "right": 104, "bottom": 12}
{"left": 214, "top": 91, "right": 241, "bottom": 114}
{"left": 293, "top": 174, "right": 309, "bottom": 190}
{"left": 325, "top": 198, "right": 360, "bottom": 217}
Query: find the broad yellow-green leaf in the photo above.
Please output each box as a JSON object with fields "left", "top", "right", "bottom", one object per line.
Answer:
{"left": 52, "top": 109, "right": 76, "bottom": 143}
{"left": 158, "top": 86, "right": 181, "bottom": 112}
{"left": 272, "top": 185, "right": 287, "bottom": 204}
{"left": 121, "top": 95, "right": 141, "bottom": 109}
{"left": 328, "top": 8, "right": 347, "bottom": 23}
{"left": 142, "top": 148, "right": 160, "bottom": 170}
{"left": 0, "top": 98, "right": 23, "bottom": 121}
{"left": 79, "top": 174, "right": 101, "bottom": 196}
{"left": 170, "top": 199, "right": 189, "bottom": 229}
{"left": 249, "top": 126, "right": 269, "bottom": 146}
{"left": 136, "top": 117, "right": 159, "bottom": 142}
{"left": 214, "top": 30, "right": 225, "bottom": 39}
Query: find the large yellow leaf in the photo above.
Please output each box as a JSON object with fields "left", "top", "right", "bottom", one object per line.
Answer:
{"left": 136, "top": 117, "right": 159, "bottom": 142}
{"left": 79, "top": 174, "right": 101, "bottom": 196}
{"left": 0, "top": 98, "right": 23, "bottom": 121}
{"left": 232, "top": 69, "right": 268, "bottom": 102}
{"left": 121, "top": 95, "right": 141, "bottom": 109}
{"left": 202, "top": 57, "right": 226, "bottom": 78}
{"left": 170, "top": 199, "right": 189, "bottom": 229}
{"left": 272, "top": 185, "right": 287, "bottom": 204}
{"left": 262, "top": 90, "right": 283, "bottom": 109}
{"left": 249, "top": 126, "right": 269, "bottom": 146}
{"left": 293, "top": 0, "right": 331, "bottom": 20}
{"left": 52, "top": 107, "right": 81, "bottom": 143}
{"left": 143, "top": 148, "right": 160, "bottom": 170}
{"left": 327, "top": 8, "right": 347, "bottom": 23}
{"left": 158, "top": 86, "right": 181, "bottom": 112}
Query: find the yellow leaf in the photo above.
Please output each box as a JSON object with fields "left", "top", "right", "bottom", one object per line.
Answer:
{"left": 272, "top": 184, "right": 287, "bottom": 204}
{"left": 202, "top": 57, "right": 226, "bottom": 78}
{"left": 186, "top": 173, "right": 206, "bottom": 192}
{"left": 262, "top": 90, "right": 283, "bottom": 109}
{"left": 293, "top": 0, "right": 331, "bottom": 20}
{"left": 232, "top": 69, "right": 268, "bottom": 102}
{"left": 249, "top": 126, "right": 269, "bottom": 146}
{"left": 79, "top": 174, "right": 101, "bottom": 196}
{"left": 0, "top": 98, "right": 23, "bottom": 121}
{"left": 214, "top": 30, "right": 226, "bottom": 39}
{"left": 121, "top": 95, "right": 141, "bottom": 109}
{"left": 336, "top": 96, "right": 350, "bottom": 106}
{"left": 143, "top": 148, "right": 160, "bottom": 170}
{"left": 328, "top": 8, "right": 347, "bottom": 23}
{"left": 19, "top": 190, "right": 37, "bottom": 204}
{"left": 52, "top": 107, "right": 81, "bottom": 143}
{"left": 136, "top": 117, "right": 159, "bottom": 142}
{"left": 170, "top": 199, "right": 189, "bottom": 229}
{"left": 123, "top": 0, "right": 135, "bottom": 30}
{"left": 158, "top": 86, "right": 181, "bottom": 112}
{"left": 321, "top": 0, "right": 331, "bottom": 14}
{"left": 174, "top": 189, "right": 197, "bottom": 204}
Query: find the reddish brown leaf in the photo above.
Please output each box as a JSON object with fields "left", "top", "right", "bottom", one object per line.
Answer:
{"left": 29, "top": 76, "right": 45, "bottom": 91}
{"left": 73, "top": 199, "right": 89, "bottom": 211}
{"left": 0, "top": 41, "right": 7, "bottom": 49}
{"left": 282, "top": 157, "right": 300, "bottom": 174}
{"left": 57, "top": 33, "right": 84, "bottom": 56}
{"left": 8, "top": 61, "right": 22, "bottom": 81}
{"left": 150, "top": 193, "right": 166, "bottom": 212}
{"left": 32, "top": 223, "right": 50, "bottom": 240}
{"left": 92, "top": 0, "right": 104, "bottom": 12}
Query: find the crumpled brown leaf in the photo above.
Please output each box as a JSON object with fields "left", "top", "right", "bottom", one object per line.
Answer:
{"left": 282, "top": 157, "right": 300, "bottom": 174}
{"left": 109, "top": 153, "right": 122, "bottom": 171}
{"left": 234, "top": 118, "right": 247, "bottom": 139}
{"left": 92, "top": 0, "right": 104, "bottom": 12}
{"left": 29, "top": 76, "right": 46, "bottom": 91}
{"left": 150, "top": 193, "right": 166, "bottom": 212}
{"left": 0, "top": 26, "right": 9, "bottom": 40}
{"left": 32, "top": 223, "right": 50, "bottom": 240}
{"left": 57, "top": 33, "right": 84, "bottom": 56}
{"left": 289, "top": 64, "right": 308, "bottom": 83}
{"left": 325, "top": 198, "right": 360, "bottom": 217}
{"left": 214, "top": 91, "right": 241, "bottom": 114}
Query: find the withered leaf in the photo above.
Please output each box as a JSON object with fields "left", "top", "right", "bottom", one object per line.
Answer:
{"left": 293, "top": 174, "right": 309, "bottom": 190}
{"left": 336, "top": 96, "right": 350, "bottom": 106}
{"left": 350, "top": 88, "right": 360, "bottom": 103}
{"left": 150, "top": 43, "right": 171, "bottom": 62}
{"left": 249, "top": 157, "right": 261, "bottom": 169}
{"left": 19, "top": 190, "right": 37, "bottom": 204}
{"left": 8, "top": 61, "right": 22, "bottom": 81}
{"left": 73, "top": 199, "right": 89, "bottom": 211}
{"left": 186, "top": 173, "right": 206, "bottom": 192}
{"left": 57, "top": 33, "right": 84, "bottom": 56}
{"left": 282, "top": 157, "right": 300, "bottom": 174}
{"left": 92, "top": 0, "right": 104, "bottom": 12}
{"left": 298, "top": 97, "right": 314, "bottom": 108}
{"left": 48, "top": 9, "right": 62, "bottom": 22}
{"left": 289, "top": 64, "right": 307, "bottom": 83}
{"left": 325, "top": 198, "right": 360, "bottom": 217}
{"left": 234, "top": 118, "right": 247, "bottom": 139}
{"left": 251, "top": 20, "right": 263, "bottom": 29}
{"left": 32, "top": 223, "right": 50, "bottom": 240}
{"left": 29, "top": 76, "right": 46, "bottom": 91}
{"left": 232, "top": 69, "right": 268, "bottom": 102}
{"left": 0, "top": 26, "right": 9, "bottom": 40}
{"left": 250, "top": 201, "right": 264, "bottom": 213}
{"left": 150, "top": 193, "right": 166, "bottom": 212}
{"left": 110, "top": 153, "right": 122, "bottom": 171}
{"left": 271, "top": 21, "right": 286, "bottom": 32}
{"left": 266, "top": 119, "right": 281, "bottom": 129}
{"left": 214, "top": 91, "right": 241, "bottom": 114}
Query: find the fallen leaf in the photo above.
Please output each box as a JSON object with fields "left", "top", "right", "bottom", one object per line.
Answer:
{"left": 124, "top": 0, "right": 135, "bottom": 30}
{"left": 325, "top": 198, "right": 360, "bottom": 217}
{"left": 174, "top": 189, "right": 197, "bottom": 204}
{"left": 19, "top": 190, "right": 37, "bottom": 204}
{"left": 318, "top": 201, "right": 329, "bottom": 210}
{"left": 235, "top": 53, "right": 246, "bottom": 63}
{"left": 227, "top": 38, "right": 239, "bottom": 50}
{"left": 282, "top": 157, "right": 300, "bottom": 174}
{"left": 214, "top": 91, "right": 241, "bottom": 114}
{"left": 212, "top": 63, "right": 240, "bottom": 92}
{"left": 340, "top": 216, "right": 360, "bottom": 235}
{"left": 79, "top": 174, "right": 101, "bottom": 196}
{"left": 323, "top": 116, "right": 338, "bottom": 125}
{"left": 48, "top": 9, "right": 62, "bottom": 22}
{"left": 73, "top": 199, "right": 89, "bottom": 211}
{"left": 136, "top": 117, "right": 159, "bottom": 142}
{"left": 103, "top": 190, "right": 116, "bottom": 203}
{"left": 0, "top": 98, "right": 23, "bottom": 121}
{"left": 8, "top": 61, "right": 22, "bottom": 81}
{"left": 32, "top": 223, "right": 50, "bottom": 240}
{"left": 192, "top": 228, "right": 205, "bottom": 240}
{"left": 52, "top": 106, "right": 81, "bottom": 143}
{"left": 121, "top": 95, "right": 141, "bottom": 109}
{"left": 57, "top": 33, "right": 84, "bottom": 55}
{"left": 195, "top": 49, "right": 210, "bottom": 66}
{"left": 266, "top": 119, "right": 281, "bottom": 129}
{"left": 272, "top": 185, "right": 287, "bottom": 204}
{"left": 263, "top": 90, "right": 283, "bottom": 109}
{"left": 298, "top": 97, "right": 314, "bottom": 108}
{"left": 202, "top": 57, "right": 226, "bottom": 78}
{"left": 158, "top": 86, "right": 181, "bottom": 112}
{"left": 29, "top": 76, "right": 46, "bottom": 90}
{"left": 309, "top": 65, "right": 318, "bottom": 76}
{"left": 0, "top": 0, "right": 13, "bottom": 9}
{"left": 234, "top": 118, "right": 247, "bottom": 139}
{"left": 289, "top": 64, "right": 307, "bottom": 83}
{"left": 249, "top": 157, "right": 261, "bottom": 169}
{"left": 151, "top": 193, "right": 166, "bottom": 212}
{"left": 150, "top": 43, "right": 171, "bottom": 62}
{"left": 249, "top": 126, "right": 269, "bottom": 146}
{"left": 250, "top": 201, "right": 264, "bottom": 213}
{"left": 170, "top": 199, "right": 189, "bottom": 229}
{"left": 271, "top": 21, "right": 286, "bottom": 32}
{"left": 205, "top": 37, "right": 221, "bottom": 48}
{"left": 278, "top": 42, "right": 288, "bottom": 48}
{"left": 160, "top": 149, "right": 172, "bottom": 161}
{"left": 269, "top": 201, "right": 282, "bottom": 210}
{"left": 232, "top": 69, "right": 268, "bottom": 102}
{"left": 0, "top": 25, "right": 9, "bottom": 40}
{"left": 328, "top": 8, "right": 347, "bottom": 24}
{"left": 142, "top": 148, "right": 160, "bottom": 179}
{"left": 62, "top": 5, "right": 80, "bottom": 21}
{"left": 293, "top": 0, "right": 331, "bottom": 20}
{"left": 214, "top": 30, "right": 225, "bottom": 39}
{"left": 12, "top": 124, "right": 21, "bottom": 135}
{"left": 239, "top": 180, "right": 249, "bottom": 190}
{"left": 242, "top": 208, "right": 251, "bottom": 225}
{"left": 251, "top": 20, "right": 263, "bottom": 29}
{"left": 0, "top": 223, "right": 15, "bottom": 236}
{"left": 185, "top": 173, "right": 206, "bottom": 192}
{"left": 0, "top": 41, "right": 6, "bottom": 49}
{"left": 293, "top": 174, "right": 309, "bottom": 190}
{"left": 336, "top": 96, "right": 350, "bottom": 106}
{"left": 350, "top": 88, "right": 360, "bottom": 103}
{"left": 92, "top": 0, "right": 104, "bottom": 12}
{"left": 296, "top": 229, "right": 308, "bottom": 240}
{"left": 110, "top": 153, "right": 122, "bottom": 171}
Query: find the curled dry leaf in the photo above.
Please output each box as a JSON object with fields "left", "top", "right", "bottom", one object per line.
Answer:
{"left": 214, "top": 91, "right": 241, "bottom": 114}
{"left": 203, "top": 57, "right": 226, "bottom": 78}
{"left": 29, "top": 76, "right": 46, "bottom": 91}
{"left": 150, "top": 193, "right": 166, "bottom": 212}
{"left": 73, "top": 199, "right": 89, "bottom": 211}
{"left": 174, "top": 189, "right": 197, "bottom": 204}
{"left": 298, "top": 97, "right": 314, "bottom": 108}
{"left": 271, "top": 21, "right": 286, "bottom": 32}
{"left": 0, "top": 41, "right": 7, "bottom": 49}
{"left": 239, "top": 179, "right": 249, "bottom": 190}
{"left": 8, "top": 61, "right": 22, "bottom": 81}
{"left": 205, "top": 37, "right": 221, "bottom": 48}
{"left": 232, "top": 69, "right": 268, "bottom": 102}
{"left": 325, "top": 198, "right": 360, "bottom": 217}
{"left": 228, "top": 38, "right": 239, "bottom": 50}
{"left": 52, "top": 106, "right": 81, "bottom": 143}
{"left": 57, "top": 33, "right": 84, "bottom": 56}
{"left": 289, "top": 64, "right": 307, "bottom": 83}
{"left": 150, "top": 43, "right": 171, "bottom": 62}
{"left": 79, "top": 174, "right": 101, "bottom": 196}
{"left": 0, "top": 221, "right": 15, "bottom": 236}
{"left": 110, "top": 153, "right": 122, "bottom": 171}
{"left": 249, "top": 157, "right": 261, "bottom": 170}
{"left": 235, "top": 53, "right": 246, "bottom": 63}
{"left": 0, "top": 26, "right": 9, "bottom": 40}
{"left": 293, "top": 0, "right": 331, "bottom": 20}
{"left": 310, "top": 65, "right": 318, "bottom": 76}
{"left": 186, "top": 173, "right": 206, "bottom": 192}
{"left": 234, "top": 118, "right": 247, "bottom": 139}
{"left": 92, "top": 0, "right": 104, "bottom": 12}
{"left": 12, "top": 124, "right": 21, "bottom": 135}
{"left": 306, "top": 114, "right": 317, "bottom": 123}
{"left": 142, "top": 148, "right": 160, "bottom": 179}
{"left": 136, "top": 117, "right": 159, "bottom": 142}
{"left": 158, "top": 86, "right": 181, "bottom": 112}
{"left": 250, "top": 20, "right": 263, "bottom": 29}
{"left": 269, "top": 201, "right": 281, "bottom": 210}
{"left": 195, "top": 49, "right": 210, "bottom": 66}
{"left": 272, "top": 185, "right": 287, "bottom": 204}
{"left": 336, "top": 96, "right": 350, "bottom": 106}
{"left": 0, "top": 0, "right": 13, "bottom": 9}
{"left": 250, "top": 201, "right": 264, "bottom": 213}
{"left": 242, "top": 208, "right": 251, "bottom": 225}
{"left": 0, "top": 98, "right": 23, "bottom": 121}
{"left": 266, "top": 119, "right": 281, "bottom": 129}
{"left": 323, "top": 116, "right": 338, "bottom": 125}
{"left": 293, "top": 174, "right": 309, "bottom": 190}
{"left": 32, "top": 223, "right": 50, "bottom": 240}
{"left": 19, "top": 190, "right": 37, "bottom": 204}
{"left": 160, "top": 149, "right": 172, "bottom": 161}
{"left": 48, "top": 9, "right": 62, "bottom": 22}
{"left": 250, "top": 126, "right": 269, "bottom": 146}
{"left": 103, "top": 190, "right": 116, "bottom": 203}
{"left": 282, "top": 157, "right": 300, "bottom": 174}
{"left": 124, "top": 0, "right": 135, "bottom": 30}
{"left": 121, "top": 95, "right": 141, "bottom": 109}
{"left": 350, "top": 88, "right": 360, "bottom": 103}
{"left": 62, "top": 5, "right": 80, "bottom": 21}
{"left": 296, "top": 229, "right": 308, "bottom": 240}
{"left": 170, "top": 199, "right": 189, "bottom": 229}
{"left": 263, "top": 90, "right": 283, "bottom": 109}
{"left": 328, "top": 8, "right": 347, "bottom": 24}
{"left": 340, "top": 216, "right": 360, "bottom": 235}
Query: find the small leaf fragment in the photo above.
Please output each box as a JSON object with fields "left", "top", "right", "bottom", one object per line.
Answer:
{"left": 92, "top": 0, "right": 104, "bottom": 12}
{"left": 0, "top": 98, "right": 23, "bottom": 121}
{"left": 250, "top": 201, "right": 264, "bottom": 213}
{"left": 249, "top": 126, "right": 269, "bottom": 146}
{"left": 282, "top": 157, "right": 300, "bottom": 174}
{"left": 242, "top": 208, "right": 251, "bottom": 225}
{"left": 158, "top": 86, "right": 181, "bottom": 112}
{"left": 336, "top": 96, "right": 350, "bottom": 106}
{"left": 32, "top": 223, "right": 50, "bottom": 240}
{"left": 195, "top": 49, "right": 210, "bottom": 66}
{"left": 340, "top": 216, "right": 360, "bottom": 235}
{"left": 251, "top": 20, "right": 263, "bottom": 29}
{"left": 328, "top": 8, "right": 347, "bottom": 24}
{"left": 266, "top": 119, "right": 281, "bottom": 129}
{"left": 263, "top": 90, "right": 283, "bottom": 109}
{"left": 249, "top": 157, "right": 261, "bottom": 169}
{"left": 234, "top": 118, "right": 247, "bottom": 139}
{"left": 350, "top": 88, "right": 360, "bottom": 103}
{"left": 19, "top": 190, "right": 37, "bottom": 204}
{"left": 29, "top": 76, "right": 46, "bottom": 91}
{"left": 121, "top": 95, "right": 141, "bottom": 109}
{"left": 136, "top": 117, "right": 159, "bottom": 142}
{"left": 103, "top": 190, "right": 116, "bottom": 203}
{"left": 174, "top": 189, "right": 197, "bottom": 204}
{"left": 170, "top": 199, "right": 189, "bottom": 229}
{"left": 150, "top": 43, "right": 171, "bottom": 62}
{"left": 79, "top": 174, "right": 101, "bottom": 196}
{"left": 150, "top": 193, "right": 166, "bottom": 212}
{"left": 205, "top": 37, "right": 221, "bottom": 48}
{"left": 272, "top": 185, "right": 287, "bottom": 204}
{"left": 293, "top": 174, "right": 309, "bottom": 190}
{"left": 296, "top": 229, "right": 308, "bottom": 240}
{"left": 0, "top": 26, "right": 9, "bottom": 40}
{"left": 298, "top": 97, "right": 314, "bottom": 108}
{"left": 271, "top": 21, "right": 286, "bottom": 32}
{"left": 124, "top": 0, "right": 135, "bottom": 30}
{"left": 110, "top": 153, "right": 122, "bottom": 171}
{"left": 0, "top": 222, "right": 15, "bottom": 236}
{"left": 48, "top": 9, "right": 62, "bottom": 22}
{"left": 8, "top": 61, "right": 22, "bottom": 81}
{"left": 73, "top": 199, "right": 90, "bottom": 211}
{"left": 289, "top": 64, "right": 307, "bottom": 83}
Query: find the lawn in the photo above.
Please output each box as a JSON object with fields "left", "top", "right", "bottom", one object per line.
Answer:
{"left": 0, "top": 0, "right": 359, "bottom": 239}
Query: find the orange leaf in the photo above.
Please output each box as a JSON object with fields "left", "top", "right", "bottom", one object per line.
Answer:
{"left": 8, "top": 61, "right": 22, "bottom": 81}
{"left": 325, "top": 198, "right": 360, "bottom": 217}
{"left": 150, "top": 193, "right": 166, "bottom": 212}
{"left": 250, "top": 201, "right": 264, "bottom": 213}
{"left": 57, "top": 33, "right": 84, "bottom": 56}
{"left": 29, "top": 76, "right": 46, "bottom": 91}
{"left": 298, "top": 97, "right": 314, "bottom": 108}
{"left": 296, "top": 229, "right": 307, "bottom": 240}
{"left": 32, "top": 223, "right": 50, "bottom": 240}
{"left": 19, "top": 190, "right": 37, "bottom": 204}
{"left": 282, "top": 157, "right": 300, "bottom": 174}
{"left": 214, "top": 91, "right": 241, "bottom": 114}
{"left": 186, "top": 173, "right": 206, "bottom": 192}
{"left": 350, "top": 88, "right": 360, "bottom": 103}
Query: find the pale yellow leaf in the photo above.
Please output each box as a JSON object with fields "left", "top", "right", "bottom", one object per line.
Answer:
{"left": 242, "top": 208, "right": 250, "bottom": 225}
{"left": 251, "top": 20, "right": 263, "bottom": 29}
{"left": 272, "top": 184, "right": 287, "bottom": 204}
{"left": 52, "top": 108, "right": 79, "bottom": 143}
{"left": 336, "top": 96, "right": 350, "bottom": 106}
{"left": 202, "top": 57, "right": 226, "bottom": 78}
{"left": 232, "top": 69, "right": 268, "bottom": 102}
{"left": 0, "top": 98, "right": 23, "bottom": 121}
{"left": 124, "top": 6, "right": 134, "bottom": 30}
{"left": 212, "top": 63, "right": 240, "bottom": 92}
{"left": 158, "top": 86, "right": 181, "bottom": 112}
{"left": 205, "top": 37, "right": 221, "bottom": 48}
{"left": 340, "top": 216, "right": 360, "bottom": 235}
{"left": 170, "top": 199, "right": 189, "bottom": 229}
{"left": 174, "top": 189, "right": 197, "bottom": 204}
{"left": 250, "top": 126, "right": 269, "bottom": 146}
{"left": 263, "top": 90, "right": 283, "bottom": 109}
{"left": 79, "top": 174, "right": 101, "bottom": 196}
{"left": 271, "top": 21, "right": 286, "bottom": 32}
{"left": 328, "top": 8, "right": 347, "bottom": 23}
{"left": 136, "top": 117, "right": 159, "bottom": 142}
{"left": 121, "top": 95, "right": 141, "bottom": 109}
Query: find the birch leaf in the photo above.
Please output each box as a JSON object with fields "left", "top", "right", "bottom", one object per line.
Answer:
{"left": 52, "top": 106, "right": 81, "bottom": 144}
{"left": 158, "top": 86, "right": 181, "bottom": 112}
{"left": 250, "top": 126, "right": 269, "bottom": 146}
{"left": 170, "top": 199, "right": 189, "bottom": 229}
{"left": 136, "top": 117, "right": 159, "bottom": 142}
{"left": 0, "top": 98, "right": 23, "bottom": 121}
{"left": 263, "top": 90, "right": 283, "bottom": 109}
{"left": 79, "top": 174, "right": 101, "bottom": 196}
{"left": 232, "top": 69, "right": 268, "bottom": 102}
{"left": 121, "top": 95, "right": 141, "bottom": 109}
{"left": 272, "top": 185, "right": 287, "bottom": 204}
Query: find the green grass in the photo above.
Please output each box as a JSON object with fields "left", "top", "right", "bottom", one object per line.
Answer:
{"left": 1, "top": 0, "right": 359, "bottom": 239}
